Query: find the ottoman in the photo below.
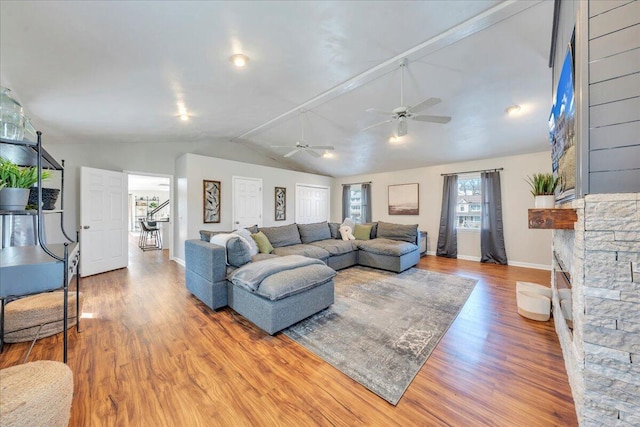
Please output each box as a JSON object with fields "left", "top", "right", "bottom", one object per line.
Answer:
{"left": 4, "top": 291, "right": 83, "bottom": 343}
{"left": 0, "top": 360, "right": 73, "bottom": 427}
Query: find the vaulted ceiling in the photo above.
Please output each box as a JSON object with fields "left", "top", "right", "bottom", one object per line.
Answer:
{"left": 0, "top": 1, "right": 553, "bottom": 177}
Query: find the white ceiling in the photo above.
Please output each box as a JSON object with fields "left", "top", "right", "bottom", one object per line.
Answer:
{"left": 0, "top": 1, "right": 553, "bottom": 177}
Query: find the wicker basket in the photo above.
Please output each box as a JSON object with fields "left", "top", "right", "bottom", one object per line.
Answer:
{"left": 27, "top": 188, "right": 60, "bottom": 210}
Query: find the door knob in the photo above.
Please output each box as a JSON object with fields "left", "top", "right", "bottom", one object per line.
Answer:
{"left": 83, "top": 226, "right": 90, "bottom": 229}
{"left": 235, "top": 221, "right": 239, "bottom": 224}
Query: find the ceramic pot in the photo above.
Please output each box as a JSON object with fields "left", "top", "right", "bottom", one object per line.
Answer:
{"left": 534, "top": 195, "right": 555, "bottom": 209}
{"left": 0, "top": 188, "right": 30, "bottom": 210}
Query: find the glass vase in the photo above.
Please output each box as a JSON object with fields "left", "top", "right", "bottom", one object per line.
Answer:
{"left": 0, "top": 86, "right": 25, "bottom": 140}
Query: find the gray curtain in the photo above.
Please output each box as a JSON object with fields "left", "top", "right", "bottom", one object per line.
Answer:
{"left": 436, "top": 175, "right": 458, "bottom": 258}
{"left": 342, "top": 184, "right": 351, "bottom": 221}
{"left": 361, "top": 183, "right": 372, "bottom": 223}
{"left": 481, "top": 171, "right": 507, "bottom": 265}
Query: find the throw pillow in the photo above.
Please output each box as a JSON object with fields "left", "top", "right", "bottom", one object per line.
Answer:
{"left": 233, "top": 228, "right": 259, "bottom": 256}
{"left": 328, "top": 222, "right": 341, "bottom": 239}
{"left": 251, "top": 231, "right": 274, "bottom": 254}
{"left": 354, "top": 224, "right": 373, "bottom": 240}
{"left": 226, "top": 237, "right": 252, "bottom": 267}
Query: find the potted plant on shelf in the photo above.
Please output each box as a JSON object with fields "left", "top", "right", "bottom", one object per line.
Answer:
{"left": 0, "top": 157, "right": 49, "bottom": 210}
{"left": 526, "top": 173, "right": 561, "bottom": 209}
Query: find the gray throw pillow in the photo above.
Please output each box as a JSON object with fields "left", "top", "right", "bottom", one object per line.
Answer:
{"left": 227, "top": 236, "right": 252, "bottom": 267}
{"left": 297, "top": 222, "right": 331, "bottom": 244}
{"left": 328, "top": 222, "right": 341, "bottom": 239}
{"left": 259, "top": 223, "right": 302, "bottom": 248}
{"left": 376, "top": 221, "right": 418, "bottom": 244}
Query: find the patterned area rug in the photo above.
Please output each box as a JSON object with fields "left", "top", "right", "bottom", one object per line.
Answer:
{"left": 283, "top": 266, "right": 477, "bottom": 405}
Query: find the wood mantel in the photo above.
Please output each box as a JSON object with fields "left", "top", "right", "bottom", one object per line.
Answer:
{"left": 528, "top": 208, "right": 577, "bottom": 229}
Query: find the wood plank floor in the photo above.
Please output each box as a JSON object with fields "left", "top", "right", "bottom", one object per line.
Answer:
{"left": 1, "top": 237, "right": 578, "bottom": 426}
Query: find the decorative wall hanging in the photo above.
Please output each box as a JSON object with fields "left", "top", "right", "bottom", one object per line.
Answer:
{"left": 203, "top": 180, "right": 221, "bottom": 223}
{"left": 388, "top": 183, "right": 419, "bottom": 215}
{"left": 275, "top": 187, "right": 286, "bottom": 221}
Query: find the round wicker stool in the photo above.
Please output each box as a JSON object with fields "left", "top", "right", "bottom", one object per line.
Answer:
{"left": 4, "top": 291, "right": 83, "bottom": 343}
{"left": 0, "top": 361, "right": 73, "bottom": 427}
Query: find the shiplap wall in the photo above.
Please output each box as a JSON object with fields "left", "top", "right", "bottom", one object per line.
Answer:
{"left": 588, "top": 0, "right": 640, "bottom": 193}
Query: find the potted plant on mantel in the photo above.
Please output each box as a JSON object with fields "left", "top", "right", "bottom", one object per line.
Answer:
{"left": 526, "top": 173, "right": 562, "bottom": 209}
{"left": 0, "top": 157, "right": 50, "bottom": 210}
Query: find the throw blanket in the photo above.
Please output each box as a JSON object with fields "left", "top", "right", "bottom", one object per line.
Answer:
{"left": 228, "top": 255, "right": 325, "bottom": 291}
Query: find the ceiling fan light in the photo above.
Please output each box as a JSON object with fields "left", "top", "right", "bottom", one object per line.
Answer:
{"left": 322, "top": 151, "right": 334, "bottom": 158}
{"left": 505, "top": 104, "right": 521, "bottom": 115}
{"left": 397, "top": 118, "right": 408, "bottom": 136}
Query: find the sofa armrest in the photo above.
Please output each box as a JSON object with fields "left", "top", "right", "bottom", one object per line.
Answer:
{"left": 185, "top": 239, "right": 227, "bottom": 283}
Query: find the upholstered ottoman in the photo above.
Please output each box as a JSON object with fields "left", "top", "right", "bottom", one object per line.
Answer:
{"left": 0, "top": 361, "right": 73, "bottom": 427}
{"left": 228, "top": 259, "right": 336, "bottom": 334}
{"left": 4, "top": 291, "right": 83, "bottom": 343}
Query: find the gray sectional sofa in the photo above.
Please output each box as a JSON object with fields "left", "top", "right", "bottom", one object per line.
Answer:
{"left": 184, "top": 221, "right": 421, "bottom": 334}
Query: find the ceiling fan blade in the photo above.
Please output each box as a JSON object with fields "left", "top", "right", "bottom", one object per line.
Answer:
{"left": 397, "top": 119, "right": 408, "bottom": 137}
{"left": 284, "top": 148, "right": 302, "bottom": 157}
{"left": 366, "top": 108, "right": 395, "bottom": 116}
{"left": 306, "top": 149, "right": 321, "bottom": 158}
{"left": 271, "top": 145, "right": 296, "bottom": 148}
{"left": 362, "top": 119, "right": 394, "bottom": 132}
{"left": 409, "top": 97, "right": 441, "bottom": 113}
{"left": 309, "top": 145, "right": 334, "bottom": 150}
{"left": 412, "top": 114, "right": 452, "bottom": 124}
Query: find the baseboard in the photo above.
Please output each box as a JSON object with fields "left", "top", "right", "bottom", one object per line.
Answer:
{"left": 508, "top": 261, "right": 551, "bottom": 271}
{"left": 173, "top": 257, "right": 185, "bottom": 267}
{"left": 424, "top": 252, "right": 551, "bottom": 271}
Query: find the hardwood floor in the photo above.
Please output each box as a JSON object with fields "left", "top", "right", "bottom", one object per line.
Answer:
{"left": 1, "top": 238, "right": 578, "bottom": 426}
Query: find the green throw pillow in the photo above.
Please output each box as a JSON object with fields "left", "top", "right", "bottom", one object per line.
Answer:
{"left": 251, "top": 231, "right": 274, "bottom": 254}
{"left": 354, "top": 224, "right": 372, "bottom": 240}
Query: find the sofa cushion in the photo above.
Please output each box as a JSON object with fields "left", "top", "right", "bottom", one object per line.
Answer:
{"left": 259, "top": 223, "right": 302, "bottom": 248}
{"left": 328, "top": 222, "right": 341, "bottom": 239}
{"left": 297, "top": 222, "right": 331, "bottom": 244}
{"left": 226, "top": 237, "right": 252, "bottom": 267}
{"left": 354, "top": 224, "right": 372, "bottom": 240}
{"left": 233, "top": 228, "right": 259, "bottom": 256}
{"left": 356, "top": 238, "right": 418, "bottom": 256}
{"left": 271, "top": 244, "right": 330, "bottom": 260}
{"left": 251, "top": 253, "right": 280, "bottom": 263}
{"left": 362, "top": 222, "right": 378, "bottom": 239}
{"left": 251, "top": 231, "right": 274, "bottom": 254}
{"left": 255, "top": 264, "right": 336, "bottom": 301}
{"left": 376, "top": 221, "right": 418, "bottom": 244}
{"left": 308, "top": 239, "right": 358, "bottom": 255}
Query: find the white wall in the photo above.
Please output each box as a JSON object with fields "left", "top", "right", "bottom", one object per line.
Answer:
{"left": 331, "top": 151, "right": 554, "bottom": 269}
{"left": 175, "top": 153, "right": 332, "bottom": 262}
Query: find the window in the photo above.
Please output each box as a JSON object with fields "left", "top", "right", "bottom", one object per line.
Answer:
{"left": 348, "top": 184, "right": 363, "bottom": 223}
{"left": 456, "top": 176, "right": 481, "bottom": 230}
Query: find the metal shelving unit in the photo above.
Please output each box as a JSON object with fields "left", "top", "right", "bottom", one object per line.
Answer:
{"left": 0, "top": 132, "right": 80, "bottom": 363}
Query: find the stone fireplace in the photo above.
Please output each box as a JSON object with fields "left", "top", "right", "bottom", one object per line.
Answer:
{"left": 552, "top": 193, "right": 640, "bottom": 425}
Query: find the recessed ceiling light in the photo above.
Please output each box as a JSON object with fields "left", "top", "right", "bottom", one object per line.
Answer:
{"left": 505, "top": 105, "right": 521, "bottom": 115}
{"left": 230, "top": 53, "right": 249, "bottom": 68}
{"left": 179, "top": 114, "right": 190, "bottom": 121}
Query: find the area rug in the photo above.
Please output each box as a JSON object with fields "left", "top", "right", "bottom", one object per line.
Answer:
{"left": 283, "top": 266, "right": 477, "bottom": 405}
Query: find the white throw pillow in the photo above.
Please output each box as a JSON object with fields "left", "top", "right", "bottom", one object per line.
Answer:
{"left": 233, "top": 228, "right": 259, "bottom": 256}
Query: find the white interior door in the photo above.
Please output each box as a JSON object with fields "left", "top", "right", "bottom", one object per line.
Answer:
{"left": 233, "top": 176, "right": 263, "bottom": 229}
{"left": 295, "top": 184, "right": 330, "bottom": 224}
{"left": 80, "top": 166, "right": 128, "bottom": 277}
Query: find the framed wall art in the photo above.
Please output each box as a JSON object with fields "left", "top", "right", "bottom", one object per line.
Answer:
{"left": 275, "top": 187, "right": 286, "bottom": 221}
{"left": 203, "top": 180, "right": 221, "bottom": 223}
{"left": 388, "top": 183, "right": 419, "bottom": 215}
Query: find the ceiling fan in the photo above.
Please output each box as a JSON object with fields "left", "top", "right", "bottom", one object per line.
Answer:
{"left": 271, "top": 110, "right": 335, "bottom": 158}
{"left": 363, "top": 58, "right": 451, "bottom": 137}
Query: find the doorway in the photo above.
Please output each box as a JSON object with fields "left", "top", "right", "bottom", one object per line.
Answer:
{"left": 232, "top": 176, "right": 263, "bottom": 228}
{"left": 127, "top": 172, "right": 173, "bottom": 259}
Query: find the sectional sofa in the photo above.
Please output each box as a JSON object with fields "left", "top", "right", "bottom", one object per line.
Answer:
{"left": 184, "top": 221, "right": 420, "bottom": 334}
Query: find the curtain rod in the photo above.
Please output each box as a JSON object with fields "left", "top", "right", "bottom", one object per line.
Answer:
{"left": 341, "top": 181, "right": 372, "bottom": 186}
{"left": 441, "top": 168, "right": 503, "bottom": 177}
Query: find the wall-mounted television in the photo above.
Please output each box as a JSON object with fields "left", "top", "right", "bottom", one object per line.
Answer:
{"left": 548, "top": 38, "right": 576, "bottom": 203}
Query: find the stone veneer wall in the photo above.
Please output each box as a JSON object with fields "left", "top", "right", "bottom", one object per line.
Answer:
{"left": 553, "top": 193, "right": 640, "bottom": 426}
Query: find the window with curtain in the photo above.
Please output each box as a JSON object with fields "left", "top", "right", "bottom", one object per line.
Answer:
{"left": 456, "top": 175, "right": 482, "bottom": 230}
{"left": 342, "top": 183, "right": 371, "bottom": 223}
